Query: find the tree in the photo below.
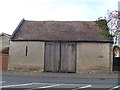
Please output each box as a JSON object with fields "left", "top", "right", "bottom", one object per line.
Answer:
{"left": 105, "top": 10, "right": 120, "bottom": 45}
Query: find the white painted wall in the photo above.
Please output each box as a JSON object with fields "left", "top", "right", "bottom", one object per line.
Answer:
{"left": 0, "top": 35, "right": 10, "bottom": 50}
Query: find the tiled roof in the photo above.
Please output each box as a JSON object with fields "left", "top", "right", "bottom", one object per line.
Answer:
{"left": 11, "top": 19, "right": 112, "bottom": 42}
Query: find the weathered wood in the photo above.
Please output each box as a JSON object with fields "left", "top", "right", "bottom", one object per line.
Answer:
{"left": 45, "top": 42, "right": 60, "bottom": 72}
{"left": 69, "top": 43, "right": 76, "bottom": 72}
{"left": 44, "top": 42, "right": 51, "bottom": 72}
{"left": 67, "top": 44, "right": 72, "bottom": 72}
{"left": 50, "top": 43, "right": 54, "bottom": 71}
{"left": 54, "top": 43, "right": 60, "bottom": 72}
{"left": 44, "top": 42, "right": 76, "bottom": 73}
{"left": 60, "top": 43, "right": 76, "bottom": 72}
{"left": 60, "top": 43, "right": 67, "bottom": 72}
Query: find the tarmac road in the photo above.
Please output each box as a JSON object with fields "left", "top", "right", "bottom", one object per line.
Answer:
{"left": 1, "top": 72, "right": 120, "bottom": 90}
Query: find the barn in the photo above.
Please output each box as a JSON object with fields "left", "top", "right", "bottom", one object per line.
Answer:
{"left": 9, "top": 19, "right": 113, "bottom": 73}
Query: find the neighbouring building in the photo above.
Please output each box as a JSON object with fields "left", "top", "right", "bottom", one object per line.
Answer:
{"left": 0, "top": 33, "right": 11, "bottom": 71}
{"left": 0, "top": 33, "right": 11, "bottom": 50}
{"left": 9, "top": 19, "right": 113, "bottom": 73}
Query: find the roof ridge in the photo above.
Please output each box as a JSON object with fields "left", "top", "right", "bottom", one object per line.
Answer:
{"left": 24, "top": 20, "right": 94, "bottom": 22}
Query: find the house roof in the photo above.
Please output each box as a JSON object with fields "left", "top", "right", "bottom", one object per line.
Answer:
{"left": 11, "top": 19, "right": 112, "bottom": 43}
{"left": 0, "top": 32, "right": 11, "bottom": 38}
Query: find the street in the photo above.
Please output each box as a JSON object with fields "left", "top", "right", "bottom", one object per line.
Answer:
{"left": 1, "top": 72, "right": 120, "bottom": 90}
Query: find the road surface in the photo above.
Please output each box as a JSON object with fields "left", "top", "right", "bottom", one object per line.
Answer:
{"left": 1, "top": 72, "right": 120, "bottom": 90}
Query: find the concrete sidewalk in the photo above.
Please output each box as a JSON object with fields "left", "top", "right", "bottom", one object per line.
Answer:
{"left": 1, "top": 71, "right": 120, "bottom": 79}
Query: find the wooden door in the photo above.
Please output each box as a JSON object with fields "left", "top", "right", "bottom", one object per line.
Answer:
{"left": 44, "top": 42, "right": 60, "bottom": 72}
{"left": 44, "top": 42, "right": 76, "bottom": 73}
{"left": 60, "top": 43, "right": 76, "bottom": 73}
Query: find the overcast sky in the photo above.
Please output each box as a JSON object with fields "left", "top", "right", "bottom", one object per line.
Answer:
{"left": 0, "top": 0, "right": 119, "bottom": 34}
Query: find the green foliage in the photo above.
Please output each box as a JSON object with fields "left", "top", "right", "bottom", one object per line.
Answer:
{"left": 94, "top": 20, "right": 113, "bottom": 40}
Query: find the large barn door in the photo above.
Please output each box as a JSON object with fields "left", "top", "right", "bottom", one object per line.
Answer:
{"left": 44, "top": 42, "right": 76, "bottom": 73}
{"left": 44, "top": 42, "right": 60, "bottom": 72}
{"left": 60, "top": 43, "right": 76, "bottom": 73}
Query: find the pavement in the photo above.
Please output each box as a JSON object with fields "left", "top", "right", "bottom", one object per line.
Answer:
{"left": 1, "top": 71, "right": 120, "bottom": 79}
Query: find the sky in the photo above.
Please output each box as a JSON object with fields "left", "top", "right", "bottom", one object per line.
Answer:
{"left": 0, "top": 0, "right": 119, "bottom": 34}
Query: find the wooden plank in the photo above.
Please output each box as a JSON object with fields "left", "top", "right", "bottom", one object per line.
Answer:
{"left": 73, "top": 44, "right": 77, "bottom": 72}
{"left": 49, "top": 42, "right": 54, "bottom": 72}
{"left": 54, "top": 42, "right": 60, "bottom": 72}
{"left": 45, "top": 42, "right": 61, "bottom": 72}
{"left": 49, "top": 42, "right": 60, "bottom": 72}
{"left": 67, "top": 43, "right": 72, "bottom": 72}
{"left": 71, "top": 44, "right": 76, "bottom": 72}
{"left": 60, "top": 43, "right": 67, "bottom": 72}
{"left": 44, "top": 42, "right": 50, "bottom": 72}
{"left": 45, "top": 42, "right": 76, "bottom": 73}
{"left": 60, "top": 43, "right": 76, "bottom": 73}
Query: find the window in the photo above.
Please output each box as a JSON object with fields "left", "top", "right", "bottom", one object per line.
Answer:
{"left": 26, "top": 46, "right": 28, "bottom": 56}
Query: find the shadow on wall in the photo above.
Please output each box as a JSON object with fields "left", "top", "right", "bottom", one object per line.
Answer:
{"left": 113, "top": 57, "right": 120, "bottom": 71}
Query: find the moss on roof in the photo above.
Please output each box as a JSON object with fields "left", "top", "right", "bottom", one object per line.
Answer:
{"left": 94, "top": 20, "right": 113, "bottom": 40}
